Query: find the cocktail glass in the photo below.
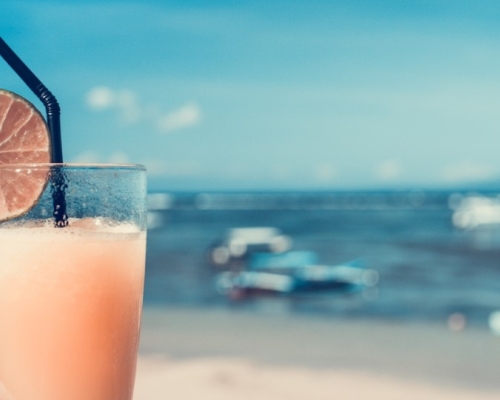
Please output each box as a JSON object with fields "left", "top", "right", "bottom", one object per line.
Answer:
{"left": 0, "top": 163, "right": 147, "bottom": 400}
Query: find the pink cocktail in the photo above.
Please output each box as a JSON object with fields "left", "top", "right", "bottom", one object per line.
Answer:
{"left": 0, "top": 164, "right": 147, "bottom": 400}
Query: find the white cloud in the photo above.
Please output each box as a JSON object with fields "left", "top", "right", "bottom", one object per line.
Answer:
{"left": 85, "top": 87, "right": 141, "bottom": 125}
{"left": 376, "top": 160, "right": 401, "bottom": 181}
{"left": 85, "top": 87, "right": 200, "bottom": 133}
{"left": 157, "top": 103, "right": 202, "bottom": 133}
{"left": 441, "top": 162, "right": 496, "bottom": 183}
{"left": 86, "top": 87, "right": 115, "bottom": 110}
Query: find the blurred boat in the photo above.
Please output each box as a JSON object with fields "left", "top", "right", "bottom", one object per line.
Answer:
{"left": 293, "top": 263, "right": 379, "bottom": 290}
{"left": 206, "top": 227, "right": 292, "bottom": 267}
{"left": 216, "top": 271, "right": 295, "bottom": 297}
{"left": 248, "top": 252, "right": 377, "bottom": 287}
{"left": 249, "top": 251, "right": 319, "bottom": 270}
{"left": 216, "top": 261, "right": 378, "bottom": 300}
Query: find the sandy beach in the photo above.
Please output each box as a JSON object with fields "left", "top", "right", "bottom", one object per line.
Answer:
{"left": 134, "top": 306, "right": 500, "bottom": 399}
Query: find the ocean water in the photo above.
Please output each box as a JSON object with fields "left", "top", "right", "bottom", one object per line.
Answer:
{"left": 144, "top": 191, "right": 500, "bottom": 330}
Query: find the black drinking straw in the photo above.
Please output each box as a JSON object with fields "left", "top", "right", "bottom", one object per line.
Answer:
{"left": 0, "top": 37, "right": 68, "bottom": 227}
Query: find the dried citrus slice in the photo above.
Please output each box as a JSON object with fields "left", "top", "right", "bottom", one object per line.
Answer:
{"left": 0, "top": 89, "right": 51, "bottom": 221}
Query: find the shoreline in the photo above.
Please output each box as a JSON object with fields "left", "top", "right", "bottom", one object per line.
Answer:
{"left": 137, "top": 305, "right": 500, "bottom": 396}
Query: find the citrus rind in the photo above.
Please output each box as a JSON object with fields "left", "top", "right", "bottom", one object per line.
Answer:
{"left": 0, "top": 89, "right": 52, "bottom": 222}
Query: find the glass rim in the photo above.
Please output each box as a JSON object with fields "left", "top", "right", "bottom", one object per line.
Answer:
{"left": 0, "top": 163, "right": 146, "bottom": 171}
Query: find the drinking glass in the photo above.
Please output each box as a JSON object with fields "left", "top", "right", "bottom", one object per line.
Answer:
{"left": 0, "top": 163, "right": 147, "bottom": 400}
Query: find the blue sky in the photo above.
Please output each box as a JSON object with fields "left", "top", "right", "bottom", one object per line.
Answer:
{"left": 3, "top": 0, "right": 500, "bottom": 190}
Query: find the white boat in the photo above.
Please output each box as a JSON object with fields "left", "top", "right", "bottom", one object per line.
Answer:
{"left": 206, "top": 227, "right": 292, "bottom": 266}
{"left": 215, "top": 262, "right": 378, "bottom": 299}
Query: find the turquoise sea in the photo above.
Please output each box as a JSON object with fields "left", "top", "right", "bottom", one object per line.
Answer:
{"left": 144, "top": 191, "right": 500, "bottom": 330}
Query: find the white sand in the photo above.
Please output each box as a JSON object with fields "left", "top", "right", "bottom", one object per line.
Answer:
{"left": 134, "top": 356, "right": 499, "bottom": 400}
{"left": 135, "top": 307, "right": 500, "bottom": 399}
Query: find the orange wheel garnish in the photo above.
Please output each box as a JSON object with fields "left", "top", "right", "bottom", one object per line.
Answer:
{"left": 0, "top": 89, "right": 51, "bottom": 221}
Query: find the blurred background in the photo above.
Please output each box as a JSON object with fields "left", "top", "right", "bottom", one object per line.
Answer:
{"left": 3, "top": 0, "right": 500, "bottom": 397}
{"left": 4, "top": 0, "right": 500, "bottom": 192}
